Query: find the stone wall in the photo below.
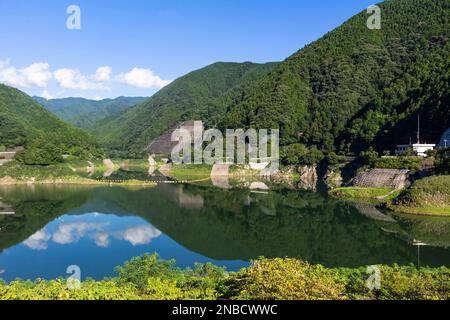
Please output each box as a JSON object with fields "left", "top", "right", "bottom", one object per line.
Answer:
{"left": 350, "top": 169, "right": 411, "bottom": 189}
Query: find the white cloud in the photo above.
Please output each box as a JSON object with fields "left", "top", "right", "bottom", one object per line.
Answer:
{"left": 116, "top": 67, "right": 171, "bottom": 89}
{"left": 93, "top": 232, "right": 110, "bottom": 248}
{"left": 52, "top": 222, "right": 108, "bottom": 245}
{"left": 0, "top": 58, "right": 169, "bottom": 97}
{"left": 54, "top": 68, "right": 109, "bottom": 91}
{"left": 116, "top": 225, "right": 161, "bottom": 246}
{"left": 93, "top": 66, "right": 112, "bottom": 82}
{"left": 41, "top": 90, "right": 53, "bottom": 100}
{"left": 24, "top": 229, "right": 51, "bottom": 250}
{"left": 0, "top": 61, "right": 52, "bottom": 88}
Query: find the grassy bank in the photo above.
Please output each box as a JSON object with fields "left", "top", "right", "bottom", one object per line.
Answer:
{"left": 0, "top": 254, "right": 448, "bottom": 300}
{"left": 329, "top": 187, "right": 395, "bottom": 203}
{"left": 0, "top": 161, "right": 156, "bottom": 187}
{"left": 330, "top": 176, "right": 450, "bottom": 216}
{"left": 389, "top": 175, "right": 450, "bottom": 216}
{"left": 166, "top": 164, "right": 213, "bottom": 182}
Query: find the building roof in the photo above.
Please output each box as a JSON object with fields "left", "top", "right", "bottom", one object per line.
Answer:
{"left": 396, "top": 144, "right": 436, "bottom": 148}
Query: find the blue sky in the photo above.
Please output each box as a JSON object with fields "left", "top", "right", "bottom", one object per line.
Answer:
{"left": 0, "top": 0, "right": 377, "bottom": 99}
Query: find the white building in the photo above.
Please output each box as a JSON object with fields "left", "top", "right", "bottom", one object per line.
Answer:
{"left": 396, "top": 143, "right": 436, "bottom": 157}
{"left": 395, "top": 116, "right": 435, "bottom": 157}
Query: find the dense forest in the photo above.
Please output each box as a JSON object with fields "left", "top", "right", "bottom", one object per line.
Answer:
{"left": 34, "top": 96, "right": 147, "bottom": 129}
{"left": 0, "top": 84, "right": 101, "bottom": 163}
{"left": 223, "top": 0, "right": 449, "bottom": 155}
{"left": 87, "top": 0, "right": 449, "bottom": 159}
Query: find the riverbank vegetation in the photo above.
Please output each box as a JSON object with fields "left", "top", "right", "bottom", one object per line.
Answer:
{"left": 330, "top": 176, "right": 450, "bottom": 216}
{"left": 0, "top": 160, "right": 156, "bottom": 186}
{"left": 389, "top": 175, "right": 450, "bottom": 216}
{"left": 0, "top": 254, "right": 448, "bottom": 300}
{"left": 165, "top": 164, "right": 213, "bottom": 182}
{"left": 329, "top": 187, "right": 394, "bottom": 203}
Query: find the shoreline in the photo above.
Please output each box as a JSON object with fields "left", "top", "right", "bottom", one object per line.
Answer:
{"left": 329, "top": 186, "right": 450, "bottom": 217}
{"left": 0, "top": 176, "right": 157, "bottom": 187}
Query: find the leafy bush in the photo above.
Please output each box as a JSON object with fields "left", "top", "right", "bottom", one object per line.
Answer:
{"left": 115, "top": 253, "right": 184, "bottom": 291}
{"left": 0, "top": 279, "right": 140, "bottom": 300}
{"left": 222, "top": 258, "right": 345, "bottom": 300}
{"left": 281, "top": 144, "right": 324, "bottom": 165}
{"left": 326, "top": 152, "right": 347, "bottom": 166}
{"left": 15, "top": 139, "right": 63, "bottom": 166}
{"left": 371, "top": 157, "right": 422, "bottom": 170}
{"left": 359, "top": 148, "right": 379, "bottom": 165}
{"left": 1, "top": 256, "right": 448, "bottom": 300}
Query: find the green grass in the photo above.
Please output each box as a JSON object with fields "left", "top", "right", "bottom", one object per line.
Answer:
{"left": 167, "top": 164, "right": 213, "bottom": 182}
{"left": 330, "top": 187, "right": 394, "bottom": 200}
{"left": 389, "top": 175, "right": 450, "bottom": 216}
{"left": 391, "top": 206, "right": 450, "bottom": 216}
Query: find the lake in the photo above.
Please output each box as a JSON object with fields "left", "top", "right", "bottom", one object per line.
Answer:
{"left": 0, "top": 183, "right": 449, "bottom": 282}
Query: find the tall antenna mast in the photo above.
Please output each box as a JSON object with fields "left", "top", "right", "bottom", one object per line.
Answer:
{"left": 417, "top": 114, "right": 420, "bottom": 144}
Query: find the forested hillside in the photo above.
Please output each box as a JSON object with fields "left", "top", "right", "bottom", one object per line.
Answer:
{"left": 83, "top": 0, "right": 448, "bottom": 159}
{"left": 223, "top": 0, "right": 449, "bottom": 154}
{"left": 34, "top": 96, "right": 147, "bottom": 129}
{"left": 0, "top": 84, "right": 99, "bottom": 158}
{"left": 90, "top": 62, "right": 278, "bottom": 156}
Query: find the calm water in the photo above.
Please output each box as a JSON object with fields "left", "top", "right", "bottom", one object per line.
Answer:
{"left": 0, "top": 183, "right": 449, "bottom": 282}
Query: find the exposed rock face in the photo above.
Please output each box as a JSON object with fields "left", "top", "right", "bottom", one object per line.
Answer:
{"left": 249, "top": 182, "right": 270, "bottom": 191}
{"left": 87, "top": 161, "right": 95, "bottom": 177}
{"left": 120, "top": 160, "right": 130, "bottom": 171}
{"left": 0, "top": 160, "right": 12, "bottom": 166}
{"left": 148, "top": 121, "right": 203, "bottom": 156}
{"left": 350, "top": 169, "right": 411, "bottom": 189}
{"left": 297, "top": 165, "right": 318, "bottom": 190}
{"left": 0, "top": 176, "right": 17, "bottom": 184}
{"left": 0, "top": 150, "right": 17, "bottom": 166}
{"left": 211, "top": 164, "right": 230, "bottom": 177}
{"left": 159, "top": 163, "right": 173, "bottom": 177}
{"left": 324, "top": 169, "right": 343, "bottom": 189}
{"left": 211, "top": 164, "right": 230, "bottom": 189}
{"left": 103, "top": 159, "right": 115, "bottom": 178}
{"left": 148, "top": 155, "right": 157, "bottom": 166}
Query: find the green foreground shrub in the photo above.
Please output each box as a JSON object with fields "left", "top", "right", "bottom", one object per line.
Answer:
{"left": 0, "top": 255, "right": 448, "bottom": 300}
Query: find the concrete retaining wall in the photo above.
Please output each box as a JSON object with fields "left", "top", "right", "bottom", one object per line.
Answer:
{"left": 350, "top": 169, "right": 411, "bottom": 189}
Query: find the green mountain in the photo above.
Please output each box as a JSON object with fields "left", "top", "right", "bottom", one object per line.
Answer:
{"left": 223, "top": 0, "right": 449, "bottom": 154}
{"left": 0, "top": 84, "right": 99, "bottom": 156}
{"left": 88, "top": 0, "right": 448, "bottom": 159}
{"left": 33, "top": 96, "right": 147, "bottom": 129}
{"left": 90, "top": 62, "right": 278, "bottom": 156}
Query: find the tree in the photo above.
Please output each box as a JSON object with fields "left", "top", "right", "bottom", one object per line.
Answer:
{"left": 281, "top": 144, "right": 308, "bottom": 165}
{"left": 15, "top": 139, "right": 64, "bottom": 165}
{"left": 281, "top": 144, "right": 324, "bottom": 165}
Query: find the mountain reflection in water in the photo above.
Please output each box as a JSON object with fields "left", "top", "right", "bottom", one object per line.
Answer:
{"left": 0, "top": 183, "right": 449, "bottom": 281}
